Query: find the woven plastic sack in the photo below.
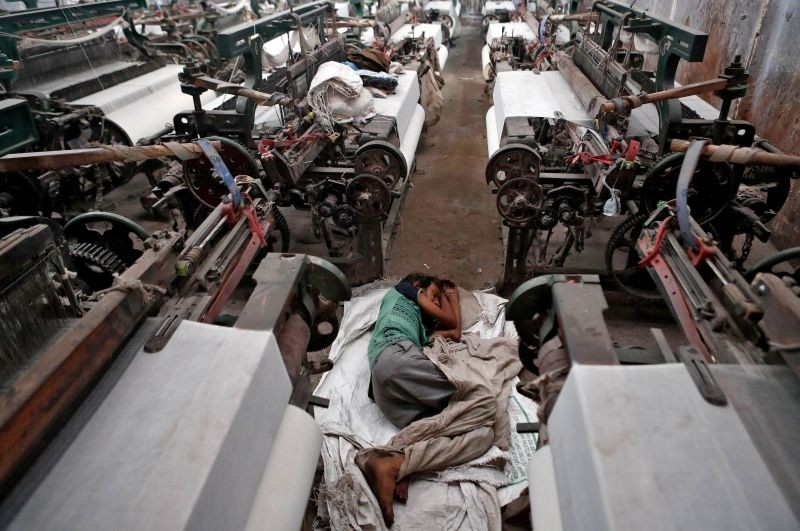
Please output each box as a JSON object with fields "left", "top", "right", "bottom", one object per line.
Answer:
{"left": 309, "top": 62, "right": 376, "bottom": 130}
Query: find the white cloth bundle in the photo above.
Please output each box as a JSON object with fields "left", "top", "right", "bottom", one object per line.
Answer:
{"left": 210, "top": 0, "right": 248, "bottom": 15}
{"left": 308, "top": 61, "right": 375, "bottom": 131}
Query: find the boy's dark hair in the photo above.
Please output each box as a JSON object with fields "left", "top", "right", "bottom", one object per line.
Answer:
{"left": 402, "top": 273, "right": 438, "bottom": 288}
{"left": 402, "top": 274, "right": 456, "bottom": 290}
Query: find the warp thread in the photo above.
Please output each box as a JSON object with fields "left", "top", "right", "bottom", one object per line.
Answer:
{"left": 314, "top": 473, "right": 363, "bottom": 530}
{"left": 2, "top": 17, "right": 129, "bottom": 48}
{"left": 0, "top": 257, "right": 71, "bottom": 387}
{"left": 310, "top": 90, "right": 336, "bottom": 132}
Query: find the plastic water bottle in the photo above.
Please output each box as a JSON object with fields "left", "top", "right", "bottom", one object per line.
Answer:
{"left": 603, "top": 188, "right": 621, "bottom": 216}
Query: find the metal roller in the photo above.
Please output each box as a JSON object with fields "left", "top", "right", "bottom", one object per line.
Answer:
{"left": 496, "top": 177, "right": 544, "bottom": 226}
{"left": 485, "top": 143, "right": 542, "bottom": 187}
{"left": 345, "top": 174, "right": 392, "bottom": 219}
{"left": 183, "top": 136, "right": 260, "bottom": 208}
{"left": 354, "top": 140, "right": 408, "bottom": 190}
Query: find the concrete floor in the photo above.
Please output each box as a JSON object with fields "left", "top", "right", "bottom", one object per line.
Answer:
{"left": 384, "top": 17, "right": 504, "bottom": 291}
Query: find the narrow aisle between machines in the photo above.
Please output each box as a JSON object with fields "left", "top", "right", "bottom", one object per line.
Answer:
{"left": 386, "top": 17, "right": 503, "bottom": 290}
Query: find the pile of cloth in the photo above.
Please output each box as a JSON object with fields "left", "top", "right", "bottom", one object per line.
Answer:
{"left": 348, "top": 47, "right": 392, "bottom": 72}
{"left": 343, "top": 61, "right": 399, "bottom": 92}
{"left": 344, "top": 48, "right": 405, "bottom": 96}
{"left": 313, "top": 287, "right": 539, "bottom": 530}
{"left": 308, "top": 61, "right": 376, "bottom": 130}
{"left": 418, "top": 36, "right": 445, "bottom": 127}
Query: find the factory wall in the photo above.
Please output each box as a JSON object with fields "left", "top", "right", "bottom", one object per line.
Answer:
{"left": 575, "top": 0, "right": 800, "bottom": 248}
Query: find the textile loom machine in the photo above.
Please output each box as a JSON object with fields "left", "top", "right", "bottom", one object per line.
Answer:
{"left": 365, "top": 0, "right": 449, "bottom": 70}
{"left": 143, "top": 0, "right": 426, "bottom": 285}
{"left": 0, "top": 138, "right": 351, "bottom": 530}
{"left": 132, "top": 0, "right": 260, "bottom": 72}
{"left": 420, "top": 0, "right": 461, "bottom": 44}
{"left": 484, "top": 0, "right": 797, "bottom": 293}
{"left": 480, "top": 0, "right": 518, "bottom": 28}
{"left": 0, "top": 0, "right": 231, "bottom": 218}
{"left": 482, "top": 19, "right": 539, "bottom": 82}
{"left": 481, "top": 10, "right": 592, "bottom": 82}
{"left": 505, "top": 150, "right": 800, "bottom": 530}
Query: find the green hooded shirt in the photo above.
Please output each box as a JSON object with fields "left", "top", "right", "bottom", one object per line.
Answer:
{"left": 367, "top": 286, "right": 429, "bottom": 368}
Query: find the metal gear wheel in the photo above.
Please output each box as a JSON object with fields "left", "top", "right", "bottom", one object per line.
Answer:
{"left": 68, "top": 242, "right": 126, "bottom": 291}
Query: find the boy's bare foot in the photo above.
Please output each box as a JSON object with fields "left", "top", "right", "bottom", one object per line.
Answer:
{"left": 360, "top": 452, "right": 405, "bottom": 527}
{"left": 394, "top": 477, "right": 409, "bottom": 503}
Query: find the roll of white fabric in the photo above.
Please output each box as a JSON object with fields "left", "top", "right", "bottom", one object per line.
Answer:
{"left": 399, "top": 104, "right": 426, "bottom": 176}
{"left": 482, "top": 44, "right": 492, "bottom": 81}
{"left": 486, "top": 106, "right": 500, "bottom": 156}
{"left": 437, "top": 45, "right": 449, "bottom": 70}
{"left": 211, "top": 0, "right": 248, "bottom": 15}
{"left": 71, "top": 65, "right": 217, "bottom": 143}
{"left": 245, "top": 406, "right": 322, "bottom": 531}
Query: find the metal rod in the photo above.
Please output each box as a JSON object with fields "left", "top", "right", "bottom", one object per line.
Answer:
{"left": 0, "top": 141, "right": 222, "bottom": 172}
{"left": 549, "top": 13, "right": 598, "bottom": 23}
{"left": 599, "top": 78, "right": 729, "bottom": 113}
{"left": 523, "top": 11, "right": 540, "bottom": 34}
{"left": 184, "top": 74, "right": 292, "bottom": 106}
{"left": 200, "top": 218, "right": 272, "bottom": 325}
{"left": 276, "top": 312, "right": 313, "bottom": 407}
{"left": 670, "top": 139, "right": 800, "bottom": 168}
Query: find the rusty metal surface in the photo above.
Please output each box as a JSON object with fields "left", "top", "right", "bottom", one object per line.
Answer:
{"left": 752, "top": 272, "right": 800, "bottom": 379}
{"left": 277, "top": 313, "right": 313, "bottom": 407}
{"left": 739, "top": 0, "right": 800, "bottom": 248}
{"left": 626, "top": 0, "right": 764, "bottom": 87}
{"left": 551, "top": 280, "right": 619, "bottom": 365}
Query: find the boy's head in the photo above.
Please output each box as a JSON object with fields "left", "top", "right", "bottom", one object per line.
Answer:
{"left": 402, "top": 273, "right": 443, "bottom": 307}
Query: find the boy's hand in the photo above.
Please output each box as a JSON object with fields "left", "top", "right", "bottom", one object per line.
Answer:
{"left": 437, "top": 278, "right": 457, "bottom": 290}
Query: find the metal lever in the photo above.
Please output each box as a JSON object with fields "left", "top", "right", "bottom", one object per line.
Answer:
{"left": 676, "top": 346, "right": 727, "bottom": 406}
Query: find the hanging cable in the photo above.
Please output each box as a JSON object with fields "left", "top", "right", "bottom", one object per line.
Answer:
{"left": 675, "top": 138, "right": 710, "bottom": 251}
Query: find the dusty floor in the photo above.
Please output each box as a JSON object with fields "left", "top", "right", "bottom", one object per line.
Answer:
{"left": 385, "top": 18, "right": 503, "bottom": 290}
